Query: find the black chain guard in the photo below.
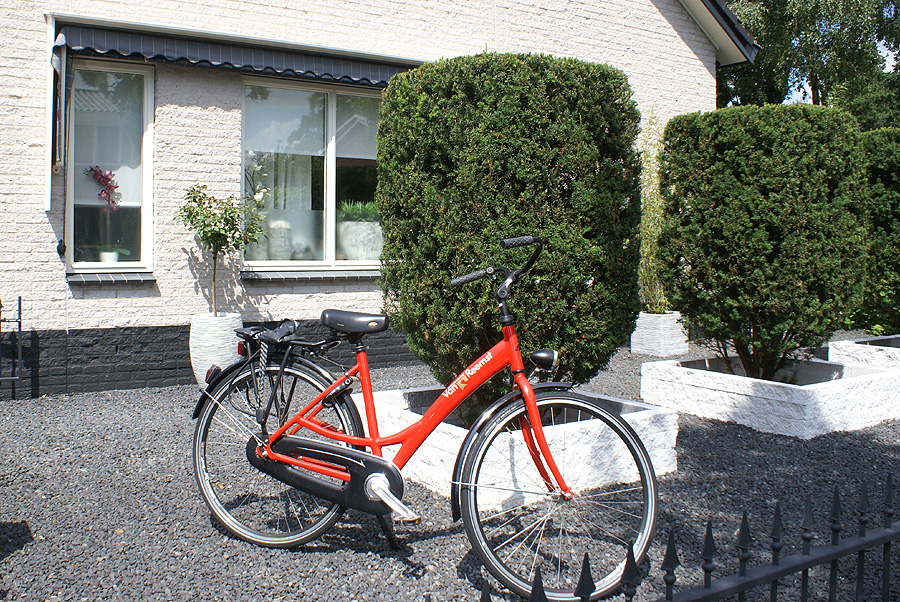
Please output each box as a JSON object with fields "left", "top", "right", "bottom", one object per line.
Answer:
{"left": 246, "top": 435, "right": 404, "bottom": 516}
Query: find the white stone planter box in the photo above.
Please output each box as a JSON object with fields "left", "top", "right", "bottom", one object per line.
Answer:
{"left": 828, "top": 334, "right": 900, "bottom": 370}
{"left": 630, "top": 311, "right": 689, "bottom": 356}
{"left": 641, "top": 356, "right": 900, "bottom": 439}
{"left": 352, "top": 387, "right": 678, "bottom": 499}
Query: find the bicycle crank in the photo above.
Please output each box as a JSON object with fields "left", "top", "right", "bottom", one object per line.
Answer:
{"left": 246, "top": 435, "right": 419, "bottom": 522}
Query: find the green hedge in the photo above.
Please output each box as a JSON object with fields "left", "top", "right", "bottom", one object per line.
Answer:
{"left": 858, "top": 127, "right": 900, "bottom": 334}
{"left": 376, "top": 53, "right": 641, "bottom": 412}
{"left": 658, "top": 104, "right": 869, "bottom": 380}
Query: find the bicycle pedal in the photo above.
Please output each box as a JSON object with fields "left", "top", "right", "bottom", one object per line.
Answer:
{"left": 395, "top": 514, "right": 421, "bottom": 525}
{"left": 364, "top": 474, "right": 420, "bottom": 524}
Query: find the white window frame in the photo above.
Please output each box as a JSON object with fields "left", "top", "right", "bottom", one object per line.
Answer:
{"left": 65, "top": 59, "right": 154, "bottom": 273}
{"left": 241, "top": 77, "right": 382, "bottom": 271}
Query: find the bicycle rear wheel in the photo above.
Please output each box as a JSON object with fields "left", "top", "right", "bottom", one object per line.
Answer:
{"left": 193, "top": 361, "right": 363, "bottom": 547}
{"left": 458, "top": 391, "right": 657, "bottom": 601}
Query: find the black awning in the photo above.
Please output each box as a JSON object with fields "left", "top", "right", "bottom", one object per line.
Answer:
{"left": 51, "top": 23, "right": 418, "bottom": 169}
{"left": 56, "top": 25, "right": 416, "bottom": 86}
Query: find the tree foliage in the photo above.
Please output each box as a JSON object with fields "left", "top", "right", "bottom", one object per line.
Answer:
{"left": 376, "top": 53, "right": 641, "bottom": 412}
{"left": 719, "top": 0, "right": 898, "bottom": 106}
{"left": 658, "top": 104, "right": 869, "bottom": 380}
{"left": 830, "top": 70, "right": 900, "bottom": 131}
{"left": 175, "top": 185, "right": 265, "bottom": 316}
{"left": 856, "top": 128, "right": 900, "bottom": 333}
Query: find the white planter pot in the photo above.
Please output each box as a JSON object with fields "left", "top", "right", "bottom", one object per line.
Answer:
{"left": 189, "top": 312, "right": 243, "bottom": 388}
{"left": 98, "top": 251, "right": 119, "bottom": 262}
{"left": 353, "top": 387, "right": 678, "bottom": 499}
{"left": 337, "top": 221, "right": 383, "bottom": 260}
{"left": 630, "top": 311, "right": 689, "bottom": 356}
{"left": 828, "top": 334, "right": 900, "bottom": 370}
{"left": 640, "top": 356, "right": 900, "bottom": 439}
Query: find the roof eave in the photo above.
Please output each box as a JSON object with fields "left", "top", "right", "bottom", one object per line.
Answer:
{"left": 678, "top": 0, "right": 760, "bottom": 66}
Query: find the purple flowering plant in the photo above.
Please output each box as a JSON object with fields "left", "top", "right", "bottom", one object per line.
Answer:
{"left": 84, "top": 165, "right": 120, "bottom": 209}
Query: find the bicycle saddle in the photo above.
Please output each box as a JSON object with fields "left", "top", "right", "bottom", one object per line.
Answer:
{"left": 321, "top": 309, "right": 389, "bottom": 334}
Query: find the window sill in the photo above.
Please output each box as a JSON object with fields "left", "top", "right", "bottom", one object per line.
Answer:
{"left": 66, "top": 271, "right": 156, "bottom": 285}
{"left": 241, "top": 269, "right": 380, "bottom": 283}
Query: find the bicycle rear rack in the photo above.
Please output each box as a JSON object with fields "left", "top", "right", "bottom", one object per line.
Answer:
{"left": 0, "top": 296, "right": 24, "bottom": 399}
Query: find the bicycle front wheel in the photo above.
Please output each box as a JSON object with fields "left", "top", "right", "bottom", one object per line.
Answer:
{"left": 458, "top": 391, "right": 657, "bottom": 601}
{"left": 193, "top": 361, "right": 363, "bottom": 548}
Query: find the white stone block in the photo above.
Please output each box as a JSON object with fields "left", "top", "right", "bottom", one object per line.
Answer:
{"left": 630, "top": 311, "right": 689, "bottom": 356}
{"left": 641, "top": 356, "right": 900, "bottom": 439}
{"left": 828, "top": 335, "right": 900, "bottom": 370}
{"left": 352, "top": 387, "right": 678, "bottom": 500}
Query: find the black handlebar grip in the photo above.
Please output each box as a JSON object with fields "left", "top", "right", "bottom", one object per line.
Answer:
{"left": 499, "top": 236, "right": 539, "bottom": 250}
{"left": 451, "top": 269, "right": 489, "bottom": 288}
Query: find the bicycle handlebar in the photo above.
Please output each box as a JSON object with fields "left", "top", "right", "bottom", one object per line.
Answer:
{"left": 450, "top": 236, "right": 544, "bottom": 291}
{"left": 499, "top": 235, "right": 541, "bottom": 250}
{"left": 450, "top": 268, "right": 491, "bottom": 288}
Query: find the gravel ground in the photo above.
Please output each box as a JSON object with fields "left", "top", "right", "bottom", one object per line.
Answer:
{"left": 1, "top": 342, "right": 899, "bottom": 602}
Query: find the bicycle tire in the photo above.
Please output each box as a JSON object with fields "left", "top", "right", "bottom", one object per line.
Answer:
{"left": 193, "top": 361, "right": 364, "bottom": 547}
{"left": 458, "top": 390, "right": 657, "bottom": 601}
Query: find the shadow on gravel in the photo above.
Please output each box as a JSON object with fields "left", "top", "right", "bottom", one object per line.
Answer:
{"left": 0, "top": 520, "right": 32, "bottom": 562}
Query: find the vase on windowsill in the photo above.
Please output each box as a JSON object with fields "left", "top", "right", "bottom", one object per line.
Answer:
{"left": 336, "top": 200, "right": 383, "bottom": 261}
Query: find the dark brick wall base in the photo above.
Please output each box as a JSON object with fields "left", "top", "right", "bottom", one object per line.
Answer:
{"left": 0, "top": 321, "right": 418, "bottom": 399}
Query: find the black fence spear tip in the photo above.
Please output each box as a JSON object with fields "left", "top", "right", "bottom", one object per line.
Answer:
{"left": 702, "top": 520, "right": 717, "bottom": 562}
{"left": 738, "top": 512, "right": 752, "bottom": 576}
{"left": 662, "top": 528, "right": 680, "bottom": 572}
{"left": 527, "top": 566, "right": 548, "bottom": 602}
{"left": 573, "top": 552, "right": 595, "bottom": 600}
{"left": 831, "top": 486, "right": 843, "bottom": 545}
{"left": 770, "top": 503, "right": 783, "bottom": 542}
{"left": 802, "top": 495, "right": 816, "bottom": 555}
{"left": 620, "top": 545, "right": 641, "bottom": 601}
{"left": 802, "top": 495, "right": 815, "bottom": 531}
{"left": 479, "top": 578, "right": 491, "bottom": 602}
{"left": 858, "top": 481, "right": 871, "bottom": 536}
{"left": 738, "top": 512, "right": 752, "bottom": 550}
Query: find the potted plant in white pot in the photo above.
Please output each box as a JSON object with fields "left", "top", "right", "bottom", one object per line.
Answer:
{"left": 631, "top": 113, "right": 688, "bottom": 356}
{"left": 176, "top": 184, "right": 265, "bottom": 386}
{"left": 640, "top": 105, "right": 900, "bottom": 439}
{"left": 336, "top": 200, "right": 383, "bottom": 260}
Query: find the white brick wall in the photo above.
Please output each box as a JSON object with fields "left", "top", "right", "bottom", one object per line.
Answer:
{"left": 0, "top": 0, "right": 717, "bottom": 333}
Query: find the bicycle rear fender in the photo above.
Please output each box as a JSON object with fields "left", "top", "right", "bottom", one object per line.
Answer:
{"left": 449, "top": 381, "right": 572, "bottom": 522}
{"left": 192, "top": 360, "right": 248, "bottom": 419}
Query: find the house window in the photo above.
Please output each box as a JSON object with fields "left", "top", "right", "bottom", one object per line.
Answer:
{"left": 242, "top": 82, "right": 382, "bottom": 266}
{"left": 67, "top": 61, "right": 153, "bottom": 269}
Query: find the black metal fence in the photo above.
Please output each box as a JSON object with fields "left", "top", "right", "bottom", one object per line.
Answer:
{"left": 639, "top": 476, "right": 899, "bottom": 602}
{"left": 451, "top": 475, "right": 898, "bottom": 601}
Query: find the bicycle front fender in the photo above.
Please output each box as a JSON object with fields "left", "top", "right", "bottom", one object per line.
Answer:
{"left": 449, "top": 381, "right": 572, "bottom": 522}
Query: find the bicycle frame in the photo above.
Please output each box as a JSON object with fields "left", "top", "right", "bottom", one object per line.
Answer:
{"left": 262, "top": 322, "right": 572, "bottom": 496}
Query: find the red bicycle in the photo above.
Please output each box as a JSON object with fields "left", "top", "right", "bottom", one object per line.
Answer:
{"left": 191, "top": 236, "right": 657, "bottom": 601}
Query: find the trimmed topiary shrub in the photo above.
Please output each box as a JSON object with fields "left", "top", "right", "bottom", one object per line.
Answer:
{"left": 857, "top": 127, "right": 900, "bottom": 334}
{"left": 657, "top": 104, "right": 869, "bottom": 380}
{"left": 376, "top": 53, "right": 641, "bottom": 413}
